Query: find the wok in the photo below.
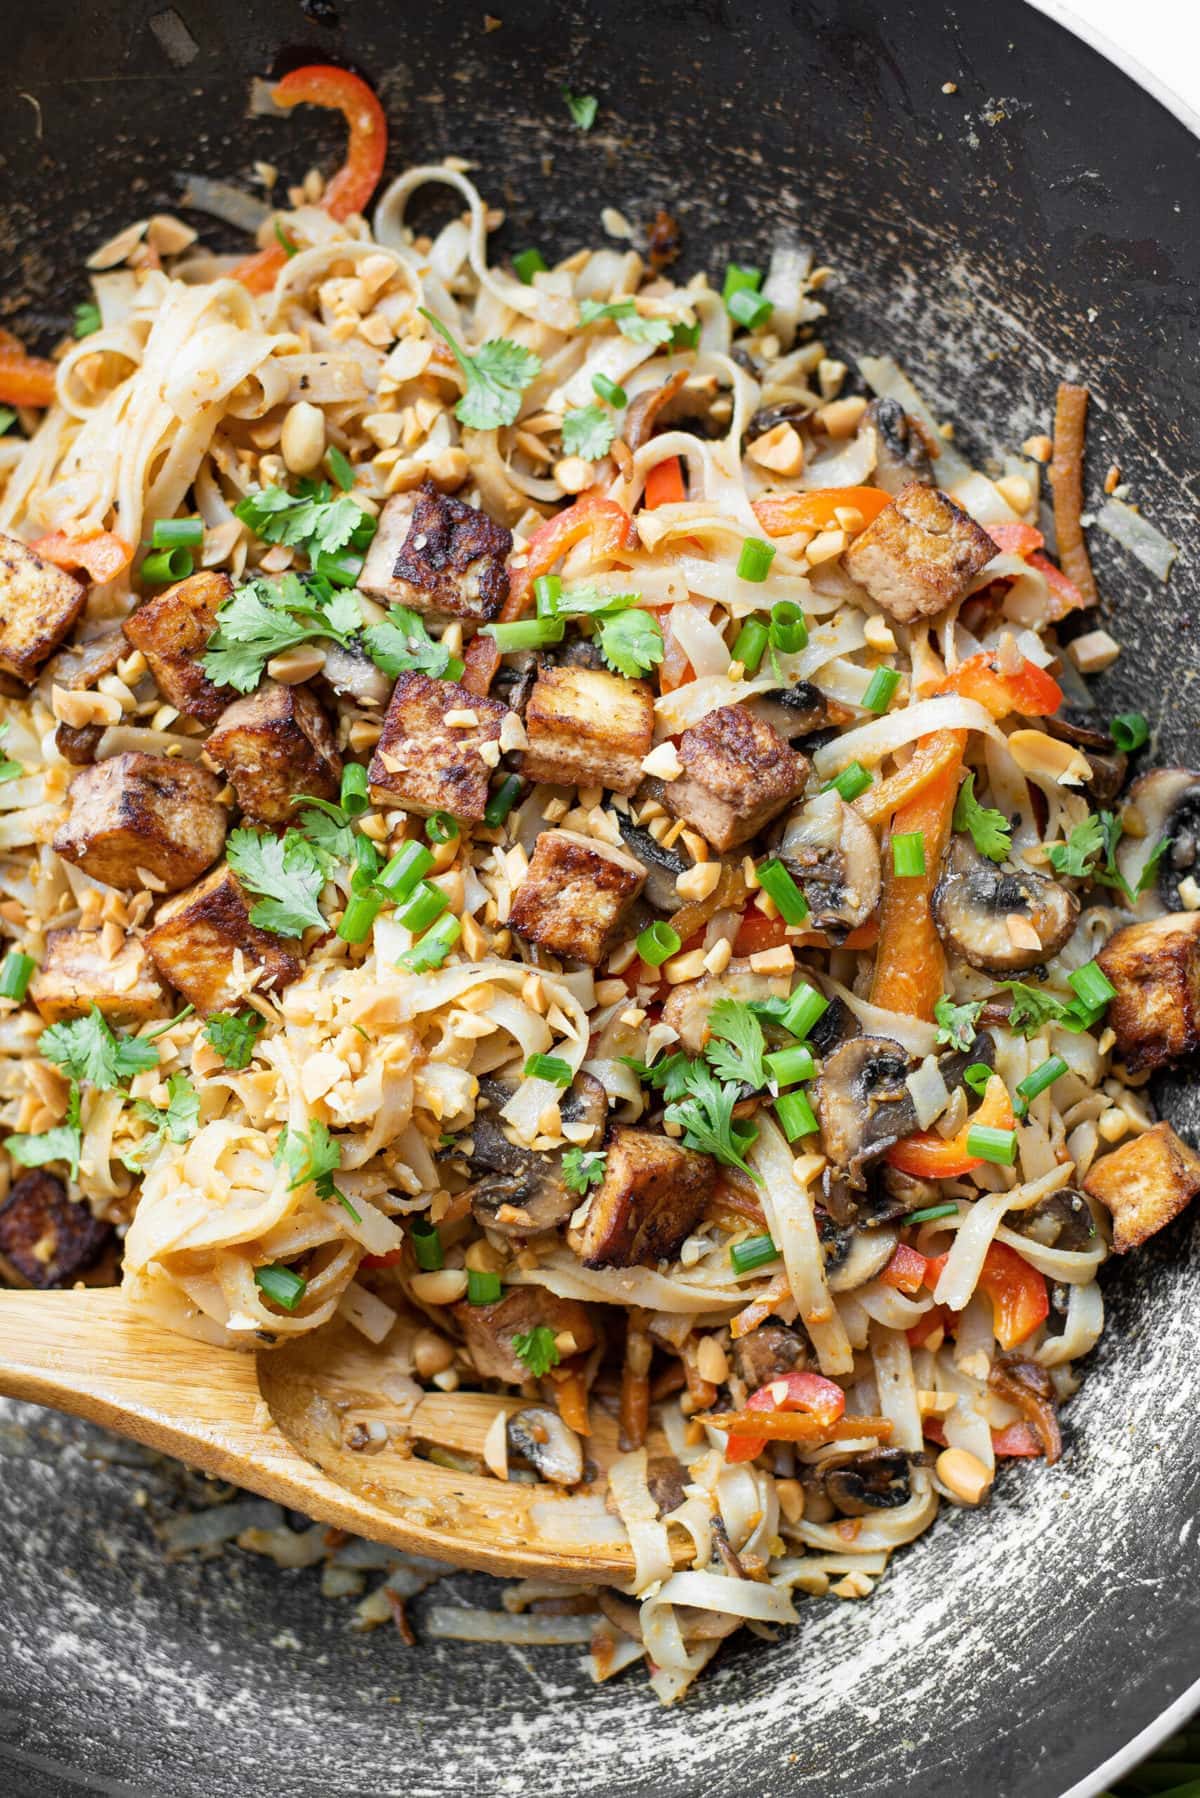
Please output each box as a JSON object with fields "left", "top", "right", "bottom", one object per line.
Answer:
{"left": 1, "top": 2, "right": 1198, "bottom": 1794}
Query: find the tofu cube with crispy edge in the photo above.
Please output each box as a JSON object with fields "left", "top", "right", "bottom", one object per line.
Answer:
{"left": 207, "top": 680, "right": 342, "bottom": 825}
{"left": 359, "top": 481, "right": 512, "bottom": 625}
{"left": 122, "top": 570, "right": 235, "bottom": 722}
{"left": 30, "top": 927, "right": 168, "bottom": 1026}
{"left": 53, "top": 753, "right": 227, "bottom": 893}
{"left": 521, "top": 664, "right": 655, "bottom": 797}
{"left": 842, "top": 480, "right": 997, "bottom": 624}
{"left": 0, "top": 532, "right": 86, "bottom": 682}
{"left": 509, "top": 828, "right": 646, "bottom": 966}
{"left": 1096, "top": 912, "right": 1200, "bottom": 1072}
{"left": 453, "top": 1288, "right": 597, "bottom": 1384}
{"left": 1084, "top": 1121, "right": 1200, "bottom": 1253}
{"left": 0, "top": 1170, "right": 115, "bottom": 1289}
{"left": 568, "top": 1125, "right": 716, "bottom": 1268}
{"left": 144, "top": 863, "right": 301, "bottom": 1014}
{"left": 663, "top": 704, "right": 809, "bottom": 852}
{"left": 368, "top": 670, "right": 509, "bottom": 820}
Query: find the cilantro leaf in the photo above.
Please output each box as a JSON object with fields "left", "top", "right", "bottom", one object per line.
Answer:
{"left": 664, "top": 1061, "right": 760, "bottom": 1179}
{"left": 704, "top": 999, "right": 767, "bottom": 1090}
{"left": 598, "top": 608, "right": 664, "bottom": 678}
{"left": 279, "top": 1119, "right": 360, "bottom": 1221}
{"left": 292, "top": 802, "right": 355, "bottom": 871}
{"left": 74, "top": 300, "right": 101, "bottom": 338}
{"left": 202, "top": 573, "right": 364, "bottom": 695}
{"left": 1047, "top": 808, "right": 1172, "bottom": 905}
{"left": 418, "top": 308, "right": 541, "bottom": 431}
{"left": 555, "top": 585, "right": 640, "bottom": 618}
{"left": 203, "top": 1010, "right": 264, "bottom": 1071}
{"left": 0, "top": 722, "right": 23, "bottom": 785}
{"left": 1046, "top": 814, "right": 1105, "bottom": 880}
{"left": 621, "top": 1051, "right": 694, "bottom": 1103}
{"left": 512, "top": 1324, "right": 561, "bottom": 1377}
{"left": 953, "top": 772, "right": 1012, "bottom": 864}
{"left": 933, "top": 994, "right": 984, "bottom": 1053}
{"left": 235, "top": 479, "right": 373, "bottom": 562}
{"left": 562, "top": 1147, "right": 606, "bottom": 1193}
{"left": 562, "top": 87, "right": 598, "bottom": 131}
{"left": 561, "top": 405, "right": 615, "bottom": 461}
{"left": 227, "top": 827, "right": 328, "bottom": 937}
{"left": 363, "top": 606, "right": 464, "bottom": 680}
{"left": 999, "top": 980, "right": 1066, "bottom": 1037}
{"left": 39, "top": 1007, "right": 158, "bottom": 1090}
{"left": 133, "top": 1073, "right": 200, "bottom": 1149}
{"left": 6, "top": 1083, "right": 81, "bottom": 1177}
{"left": 578, "top": 298, "right": 674, "bottom": 347}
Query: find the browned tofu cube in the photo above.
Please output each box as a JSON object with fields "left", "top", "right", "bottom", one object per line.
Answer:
{"left": 0, "top": 1170, "right": 114, "bottom": 1289}
{"left": 0, "top": 532, "right": 86, "bottom": 682}
{"left": 509, "top": 829, "right": 646, "bottom": 966}
{"left": 30, "top": 927, "right": 167, "bottom": 1026}
{"left": 53, "top": 753, "right": 227, "bottom": 893}
{"left": 662, "top": 705, "right": 808, "bottom": 852}
{"left": 359, "top": 481, "right": 511, "bottom": 625}
{"left": 144, "top": 863, "right": 301, "bottom": 1014}
{"left": 521, "top": 664, "right": 655, "bottom": 797}
{"left": 368, "top": 670, "right": 509, "bottom": 820}
{"left": 842, "top": 481, "right": 996, "bottom": 623}
{"left": 453, "top": 1288, "right": 597, "bottom": 1384}
{"left": 122, "top": 570, "right": 234, "bottom": 722}
{"left": 1096, "top": 912, "right": 1200, "bottom": 1072}
{"left": 206, "top": 681, "right": 342, "bottom": 825}
{"left": 568, "top": 1126, "right": 715, "bottom": 1268}
{"left": 1083, "top": 1121, "right": 1200, "bottom": 1253}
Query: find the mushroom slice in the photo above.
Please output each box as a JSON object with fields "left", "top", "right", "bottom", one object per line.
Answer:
{"left": 932, "top": 834, "right": 1079, "bottom": 974}
{"left": 661, "top": 957, "right": 792, "bottom": 1055}
{"left": 826, "top": 1224, "right": 899, "bottom": 1292}
{"left": 862, "top": 398, "right": 933, "bottom": 495}
{"left": 617, "top": 817, "right": 688, "bottom": 912}
{"left": 1119, "top": 768, "right": 1200, "bottom": 916}
{"left": 987, "top": 1354, "right": 1062, "bottom": 1464}
{"left": 823, "top": 1448, "right": 914, "bottom": 1515}
{"left": 778, "top": 789, "right": 882, "bottom": 940}
{"left": 507, "top": 1405, "right": 584, "bottom": 1487}
{"left": 746, "top": 680, "right": 831, "bottom": 743}
{"left": 1009, "top": 1187, "right": 1096, "bottom": 1253}
{"left": 467, "top": 1074, "right": 605, "bottom": 1236}
{"left": 1044, "top": 711, "right": 1128, "bottom": 807}
{"left": 814, "top": 1036, "right": 916, "bottom": 1186}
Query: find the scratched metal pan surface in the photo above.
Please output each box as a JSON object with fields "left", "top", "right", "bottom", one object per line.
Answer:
{"left": 1, "top": 2, "right": 1198, "bottom": 1795}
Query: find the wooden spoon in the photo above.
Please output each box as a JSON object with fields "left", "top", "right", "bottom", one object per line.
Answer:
{"left": 0, "top": 1287, "right": 688, "bottom": 1581}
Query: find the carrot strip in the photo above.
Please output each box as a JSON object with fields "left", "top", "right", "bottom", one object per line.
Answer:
{"left": 547, "top": 1364, "right": 591, "bottom": 1438}
{"left": 855, "top": 728, "right": 965, "bottom": 826}
{"left": 0, "top": 348, "right": 57, "bottom": 409}
{"left": 729, "top": 1271, "right": 792, "bottom": 1340}
{"left": 1049, "top": 382, "right": 1098, "bottom": 607}
{"left": 30, "top": 529, "right": 133, "bottom": 584}
{"left": 701, "top": 1411, "right": 893, "bottom": 1443}
{"left": 752, "top": 486, "right": 892, "bottom": 538}
{"left": 870, "top": 742, "right": 964, "bottom": 1019}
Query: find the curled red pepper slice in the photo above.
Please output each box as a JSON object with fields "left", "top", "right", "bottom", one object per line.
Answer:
{"left": 722, "top": 1369, "right": 846, "bottom": 1464}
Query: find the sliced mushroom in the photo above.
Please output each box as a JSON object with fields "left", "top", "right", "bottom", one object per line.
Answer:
{"left": 660, "top": 957, "right": 793, "bottom": 1055}
{"left": 1045, "top": 711, "right": 1127, "bottom": 806}
{"left": 1119, "top": 768, "right": 1200, "bottom": 915}
{"left": 746, "top": 680, "right": 831, "bottom": 742}
{"left": 625, "top": 371, "right": 721, "bottom": 453}
{"left": 507, "top": 1405, "right": 584, "bottom": 1486}
{"left": 778, "top": 789, "right": 882, "bottom": 940}
{"left": 744, "top": 399, "right": 813, "bottom": 443}
{"left": 861, "top": 398, "right": 933, "bottom": 495}
{"left": 826, "top": 1224, "right": 899, "bottom": 1292}
{"left": 807, "top": 993, "right": 856, "bottom": 1057}
{"left": 1010, "top": 1187, "right": 1096, "bottom": 1253}
{"left": 645, "top": 1454, "right": 689, "bottom": 1516}
{"left": 932, "top": 834, "right": 1079, "bottom": 974}
{"left": 824, "top": 1447, "right": 914, "bottom": 1515}
{"left": 816, "top": 1032, "right": 994, "bottom": 1187}
{"left": 987, "top": 1354, "right": 1062, "bottom": 1464}
{"left": 617, "top": 817, "right": 688, "bottom": 912}
{"left": 860, "top": 1163, "right": 943, "bottom": 1225}
{"left": 319, "top": 642, "right": 393, "bottom": 708}
{"left": 730, "top": 1320, "right": 810, "bottom": 1392}
{"left": 467, "top": 1075, "right": 606, "bottom": 1236}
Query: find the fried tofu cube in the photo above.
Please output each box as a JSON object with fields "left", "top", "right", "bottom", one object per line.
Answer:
{"left": 521, "top": 664, "right": 655, "bottom": 796}
{"left": 0, "top": 1170, "right": 114, "bottom": 1289}
{"left": 0, "top": 532, "right": 87, "bottom": 683}
{"left": 30, "top": 927, "right": 167, "bottom": 1026}
{"left": 1096, "top": 912, "right": 1200, "bottom": 1072}
{"left": 842, "top": 481, "right": 997, "bottom": 623}
{"left": 368, "top": 670, "right": 509, "bottom": 820}
{"left": 122, "top": 570, "right": 234, "bottom": 722}
{"left": 509, "top": 828, "right": 646, "bottom": 966}
{"left": 1083, "top": 1121, "right": 1200, "bottom": 1253}
{"left": 144, "top": 863, "right": 301, "bottom": 1014}
{"left": 359, "top": 481, "right": 512, "bottom": 625}
{"left": 662, "top": 704, "right": 808, "bottom": 851}
{"left": 53, "top": 753, "right": 227, "bottom": 893}
{"left": 207, "top": 680, "right": 342, "bottom": 825}
{"left": 453, "top": 1288, "right": 597, "bottom": 1384}
{"left": 568, "top": 1126, "right": 715, "bottom": 1268}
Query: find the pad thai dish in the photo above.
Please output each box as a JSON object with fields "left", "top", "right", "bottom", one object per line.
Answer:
{"left": 2, "top": 66, "right": 1198, "bottom": 1702}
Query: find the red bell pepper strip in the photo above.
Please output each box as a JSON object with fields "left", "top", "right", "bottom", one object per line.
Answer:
{"left": 722, "top": 1369, "right": 846, "bottom": 1464}
{"left": 358, "top": 1247, "right": 405, "bottom": 1269}
{"left": 870, "top": 744, "right": 964, "bottom": 1020}
{"left": 886, "top": 1074, "right": 1015, "bottom": 1179}
{"left": 1027, "top": 551, "right": 1087, "bottom": 617}
{"left": 907, "top": 1304, "right": 954, "bottom": 1350}
{"left": 233, "top": 65, "right": 388, "bottom": 294}
{"left": 987, "top": 522, "right": 1045, "bottom": 557}
{"left": 922, "top": 1416, "right": 1042, "bottom": 1457}
{"left": 975, "top": 1241, "right": 1049, "bottom": 1349}
{"left": 30, "top": 529, "right": 133, "bottom": 584}
{"left": 644, "top": 455, "right": 686, "bottom": 509}
{"left": 880, "top": 1243, "right": 928, "bottom": 1295}
{"left": 0, "top": 348, "right": 58, "bottom": 409}
{"left": 934, "top": 650, "right": 1062, "bottom": 719}
{"left": 752, "top": 486, "right": 892, "bottom": 538}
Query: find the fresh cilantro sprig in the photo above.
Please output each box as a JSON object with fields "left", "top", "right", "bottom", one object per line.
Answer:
{"left": 0, "top": 723, "right": 23, "bottom": 785}
{"left": 561, "top": 404, "right": 615, "bottom": 460}
{"left": 562, "top": 1146, "right": 606, "bottom": 1193}
{"left": 704, "top": 999, "right": 767, "bottom": 1090}
{"left": 513, "top": 1324, "right": 562, "bottom": 1377}
{"left": 227, "top": 827, "right": 329, "bottom": 938}
{"left": 1045, "top": 809, "right": 1171, "bottom": 906}
{"left": 363, "top": 606, "right": 465, "bottom": 681}
{"left": 419, "top": 308, "right": 541, "bottom": 431}
{"left": 562, "top": 87, "right": 598, "bottom": 131}
{"left": 39, "top": 1008, "right": 158, "bottom": 1089}
{"left": 235, "top": 479, "right": 375, "bottom": 564}
{"left": 933, "top": 994, "right": 985, "bottom": 1053}
{"left": 129, "top": 1073, "right": 200, "bottom": 1161}
{"left": 1001, "top": 981, "right": 1070, "bottom": 1037}
{"left": 278, "top": 1119, "right": 360, "bottom": 1222}
{"left": 579, "top": 298, "right": 674, "bottom": 347}
{"left": 203, "top": 1010, "right": 265, "bottom": 1072}
{"left": 954, "top": 772, "right": 1012, "bottom": 863}
{"left": 202, "top": 573, "right": 364, "bottom": 695}
{"left": 6, "top": 1083, "right": 82, "bottom": 1177}
{"left": 597, "top": 608, "right": 664, "bottom": 678}
{"left": 664, "top": 1060, "right": 760, "bottom": 1179}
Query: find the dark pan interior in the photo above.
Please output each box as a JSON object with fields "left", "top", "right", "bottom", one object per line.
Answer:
{"left": 2, "top": 3, "right": 1199, "bottom": 1794}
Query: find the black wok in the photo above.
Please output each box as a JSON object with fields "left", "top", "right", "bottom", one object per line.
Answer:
{"left": 2, "top": 3, "right": 1198, "bottom": 1794}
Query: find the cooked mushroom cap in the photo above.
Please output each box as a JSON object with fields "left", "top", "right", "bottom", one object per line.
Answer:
{"left": 467, "top": 1074, "right": 606, "bottom": 1236}
{"left": 824, "top": 1447, "right": 914, "bottom": 1515}
{"left": 815, "top": 1036, "right": 915, "bottom": 1186}
{"left": 617, "top": 816, "right": 688, "bottom": 912}
{"left": 507, "top": 1405, "right": 584, "bottom": 1486}
{"left": 661, "top": 957, "right": 792, "bottom": 1055}
{"left": 1010, "top": 1187, "right": 1097, "bottom": 1253}
{"left": 746, "top": 681, "right": 830, "bottom": 743}
{"left": 932, "top": 834, "right": 1079, "bottom": 974}
{"left": 862, "top": 398, "right": 933, "bottom": 495}
{"left": 1045, "top": 711, "right": 1128, "bottom": 807}
{"left": 1119, "top": 768, "right": 1200, "bottom": 915}
{"left": 778, "top": 789, "right": 882, "bottom": 939}
{"left": 826, "top": 1224, "right": 899, "bottom": 1292}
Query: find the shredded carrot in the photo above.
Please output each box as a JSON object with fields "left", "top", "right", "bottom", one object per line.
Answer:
{"left": 855, "top": 728, "right": 964, "bottom": 826}
{"left": 618, "top": 1317, "right": 652, "bottom": 1451}
{"left": 701, "top": 1411, "right": 894, "bottom": 1443}
{"left": 870, "top": 741, "right": 964, "bottom": 1019}
{"left": 1049, "top": 382, "right": 1098, "bottom": 607}
{"left": 729, "top": 1271, "right": 792, "bottom": 1340}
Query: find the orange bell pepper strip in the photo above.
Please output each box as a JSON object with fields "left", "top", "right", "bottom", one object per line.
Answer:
{"left": 975, "top": 1241, "right": 1049, "bottom": 1349}
{"left": 232, "top": 65, "right": 388, "bottom": 294}
{"left": 752, "top": 486, "right": 892, "bottom": 538}
{"left": 886, "top": 1075, "right": 1014, "bottom": 1179}
{"left": 0, "top": 348, "right": 58, "bottom": 409}
{"left": 855, "top": 727, "right": 965, "bottom": 827}
{"left": 987, "top": 522, "right": 1044, "bottom": 557}
{"left": 644, "top": 455, "right": 686, "bottom": 509}
{"left": 870, "top": 742, "right": 964, "bottom": 1020}
{"left": 880, "top": 1243, "right": 929, "bottom": 1295}
{"left": 1027, "top": 551, "right": 1087, "bottom": 617}
{"left": 934, "top": 650, "right": 1062, "bottom": 719}
{"left": 30, "top": 528, "right": 133, "bottom": 584}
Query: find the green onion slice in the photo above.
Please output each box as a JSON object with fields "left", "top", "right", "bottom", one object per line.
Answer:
{"left": 637, "top": 921, "right": 681, "bottom": 967}
{"left": 729, "top": 1232, "right": 779, "bottom": 1275}
{"left": 756, "top": 859, "right": 809, "bottom": 926}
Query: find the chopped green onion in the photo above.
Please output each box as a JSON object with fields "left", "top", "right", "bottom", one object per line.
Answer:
{"left": 965, "top": 1124, "right": 1017, "bottom": 1166}
{"left": 1110, "top": 712, "right": 1149, "bottom": 752}
{"left": 1068, "top": 960, "right": 1117, "bottom": 1013}
{"left": 764, "top": 1044, "right": 816, "bottom": 1087}
{"left": 513, "top": 248, "right": 548, "bottom": 284}
{"left": 484, "top": 775, "right": 523, "bottom": 828}
{"left": 74, "top": 300, "right": 102, "bottom": 338}
{"left": 670, "top": 320, "right": 702, "bottom": 351}
{"left": 736, "top": 537, "right": 777, "bottom": 583}
{"left": 731, "top": 616, "right": 769, "bottom": 674}
{"left": 398, "top": 881, "right": 449, "bottom": 934}
{"left": 150, "top": 517, "right": 204, "bottom": 550}
{"left": 336, "top": 888, "right": 384, "bottom": 945}
{"left": 339, "top": 762, "right": 369, "bottom": 817}
{"left": 274, "top": 220, "right": 299, "bottom": 256}
{"left": 524, "top": 1053, "right": 572, "bottom": 1086}
{"left": 756, "top": 859, "right": 809, "bottom": 926}
{"left": 425, "top": 810, "right": 459, "bottom": 845}
{"left": 312, "top": 549, "right": 365, "bottom": 588}
{"left": 722, "top": 263, "right": 762, "bottom": 304}
{"left": 534, "top": 574, "right": 562, "bottom": 616}
{"left": 467, "top": 1268, "right": 502, "bottom": 1305}
{"left": 637, "top": 920, "right": 681, "bottom": 967}
{"left": 326, "top": 445, "right": 356, "bottom": 491}
{"left": 0, "top": 950, "right": 36, "bottom": 1002}
{"left": 862, "top": 666, "right": 902, "bottom": 714}
{"left": 891, "top": 831, "right": 926, "bottom": 878}
{"left": 350, "top": 834, "right": 381, "bottom": 894}
{"left": 908, "top": 1201, "right": 959, "bottom": 1224}
{"left": 1015, "top": 1055, "right": 1069, "bottom": 1106}
{"left": 824, "top": 762, "right": 873, "bottom": 803}
{"left": 484, "top": 617, "right": 565, "bottom": 652}
{"left": 776, "top": 1090, "right": 819, "bottom": 1142}
{"left": 730, "top": 1232, "right": 779, "bottom": 1275}
{"left": 254, "top": 1265, "right": 307, "bottom": 1311}
{"left": 376, "top": 840, "right": 434, "bottom": 900}
{"left": 768, "top": 600, "right": 807, "bottom": 651}
{"left": 398, "top": 913, "right": 461, "bottom": 971}
{"left": 592, "top": 372, "right": 628, "bottom": 407}
{"left": 410, "top": 1218, "right": 443, "bottom": 1271}
{"left": 728, "top": 288, "right": 773, "bottom": 331}
{"left": 962, "top": 1062, "right": 994, "bottom": 1097}
{"left": 140, "top": 546, "right": 193, "bottom": 585}
{"left": 781, "top": 983, "right": 829, "bottom": 1041}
